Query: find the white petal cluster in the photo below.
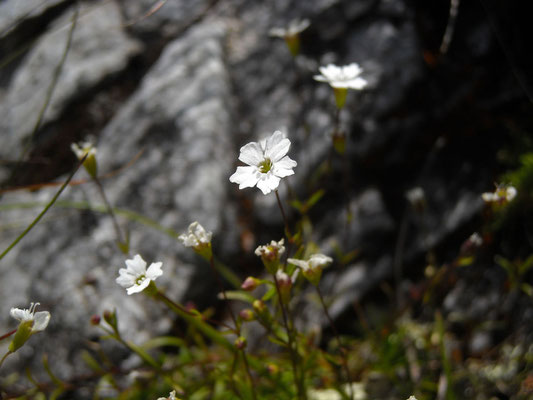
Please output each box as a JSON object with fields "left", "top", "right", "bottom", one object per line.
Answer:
{"left": 314, "top": 63, "right": 367, "bottom": 90}
{"left": 255, "top": 239, "right": 285, "bottom": 260}
{"left": 116, "top": 254, "right": 163, "bottom": 295}
{"left": 10, "top": 302, "right": 50, "bottom": 332}
{"left": 157, "top": 390, "right": 178, "bottom": 400}
{"left": 269, "top": 18, "right": 310, "bottom": 38}
{"left": 481, "top": 184, "right": 517, "bottom": 204}
{"left": 229, "top": 131, "right": 297, "bottom": 195}
{"left": 71, "top": 141, "right": 97, "bottom": 160}
{"left": 287, "top": 253, "right": 332, "bottom": 272}
{"left": 178, "top": 222, "right": 212, "bottom": 248}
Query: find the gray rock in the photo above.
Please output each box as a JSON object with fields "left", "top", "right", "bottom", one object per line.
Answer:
{"left": 0, "top": 0, "right": 66, "bottom": 35}
{"left": 117, "top": 0, "right": 212, "bottom": 37}
{"left": 0, "top": 0, "right": 142, "bottom": 162}
{"left": 0, "top": 19, "right": 236, "bottom": 380}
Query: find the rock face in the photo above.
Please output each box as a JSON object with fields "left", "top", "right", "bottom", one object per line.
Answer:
{"left": 0, "top": 0, "right": 529, "bottom": 387}
{"left": 0, "top": 1, "right": 142, "bottom": 165}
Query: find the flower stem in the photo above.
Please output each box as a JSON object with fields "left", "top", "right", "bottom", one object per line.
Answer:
{"left": 0, "top": 154, "right": 86, "bottom": 261}
{"left": 209, "top": 255, "right": 258, "bottom": 400}
{"left": 0, "top": 351, "right": 12, "bottom": 370}
{"left": 155, "top": 290, "right": 234, "bottom": 350}
{"left": 275, "top": 190, "right": 291, "bottom": 237}
{"left": 316, "top": 285, "right": 353, "bottom": 399}
{"left": 0, "top": 329, "right": 17, "bottom": 342}
{"left": 273, "top": 273, "right": 307, "bottom": 400}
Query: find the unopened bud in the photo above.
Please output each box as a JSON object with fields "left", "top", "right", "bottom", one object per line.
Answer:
{"left": 267, "top": 364, "right": 279, "bottom": 374}
{"left": 90, "top": 315, "right": 101, "bottom": 326}
{"left": 239, "top": 309, "right": 255, "bottom": 321}
{"left": 253, "top": 300, "right": 266, "bottom": 314}
{"left": 234, "top": 336, "right": 247, "bottom": 350}
{"left": 241, "top": 276, "right": 260, "bottom": 291}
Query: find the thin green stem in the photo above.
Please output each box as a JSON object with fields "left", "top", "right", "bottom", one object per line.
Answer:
{"left": 0, "top": 329, "right": 17, "bottom": 342}
{"left": 155, "top": 290, "right": 233, "bottom": 350}
{"left": 273, "top": 274, "right": 307, "bottom": 400}
{"left": 0, "top": 351, "right": 12, "bottom": 370}
{"left": 275, "top": 190, "right": 291, "bottom": 237}
{"left": 0, "top": 154, "right": 86, "bottom": 261}
{"left": 208, "top": 254, "right": 257, "bottom": 400}
{"left": 316, "top": 286, "right": 353, "bottom": 399}
{"left": 18, "top": 5, "right": 79, "bottom": 165}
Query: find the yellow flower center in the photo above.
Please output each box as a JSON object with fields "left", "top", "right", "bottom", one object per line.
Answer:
{"left": 259, "top": 158, "right": 273, "bottom": 173}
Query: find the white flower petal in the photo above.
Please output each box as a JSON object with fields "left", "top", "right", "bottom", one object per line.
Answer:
{"left": 266, "top": 137, "right": 291, "bottom": 162}
{"left": 287, "top": 258, "right": 309, "bottom": 270}
{"left": 10, "top": 308, "right": 30, "bottom": 321}
{"left": 32, "top": 311, "right": 51, "bottom": 331}
{"left": 125, "top": 254, "right": 147, "bottom": 275}
{"left": 146, "top": 262, "right": 163, "bottom": 280}
{"left": 116, "top": 270, "right": 136, "bottom": 288}
{"left": 308, "top": 254, "right": 333, "bottom": 269}
{"left": 273, "top": 156, "right": 297, "bottom": 177}
{"left": 256, "top": 174, "right": 280, "bottom": 194}
{"left": 230, "top": 166, "right": 260, "bottom": 188}
{"left": 238, "top": 142, "right": 264, "bottom": 166}
{"left": 126, "top": 279, "right": 150, "bottom": 295}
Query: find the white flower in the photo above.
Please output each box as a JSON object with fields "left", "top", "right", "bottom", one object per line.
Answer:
{"left": 229, "top": 131, "right": 297, "bottom": 195}
{"left": 255, "top": 239, "right": 285, "bottom": 260}
{"left": 71, "top": 141, "right": 97, "bottom": 160}
{"left": 269, "top": 18, "right": 310, "bottom": 38}
{"left": 178, "top": 222, "right": 212, "bottom": 248}
{"left": 157, "top": 390, "right": 178, "bottom": 400}
{"left": 482, "top": 184, "right": 517, "bottom": 204}
{"left": 314, "top": 63, "right": 367, "bottom": 90}
{"left": 116, "top": 254, "right": 163, "bottom": 295}
{"left": 10, "top": 302, "right": 50, "bottom": 332}
{"left": 288, "top": 254, "right": 332, "bottom": 285}
{"left": 287, "top": 253, "right": 333, "bottom": 271}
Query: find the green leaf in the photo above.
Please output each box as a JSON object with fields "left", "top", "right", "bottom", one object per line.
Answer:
{"left": 223, "top": 291, "right": 256, "bottom": 304}
{"left": 81, "top": 350, "right": 104, "bottom": 372}
{"left": 262, "top": 286, "right": 277, "bottom": 302}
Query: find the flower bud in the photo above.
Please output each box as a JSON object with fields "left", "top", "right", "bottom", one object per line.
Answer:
{"left": 90, "top": 314, "right": 101, "bottom": 326}
{"left": 255, "top": 239, "right": 285, "bottom": 274}
{"left": 234, "top": 336, "right": 247, "bottom": 350}
{"left": 103, "top": 309, "right": 117, "bottom": 330}
{"left": 275, "top": 270, "right": 292, "bottom": 304}
{"left": 241, "top": 276, "right": 260, "bottom": 291}
{"left": 239, "top": 309, "right": 255, "bottom": 322}
{"left": 71, "top": 141, "right": 98, "bottom": 178}
{"left": 9, "top": 320, "right": 34, "bottom": 352}
{"left": 267, "top": 363, "right": 279, "bottom": 375}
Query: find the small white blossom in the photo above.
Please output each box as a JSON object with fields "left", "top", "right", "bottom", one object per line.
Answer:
{"left": 269, "top": 18, "right": 310, "bottom": 38}
{"left": 255, "top": 239, "right": 285, "bottom": 260}
{"left": 229, "top": 131, "right": 297, "bottom": 195}
{"left": 287, "top": 253, "right": 333, "bottom": 272}
{"left": 288, "top": 254, "right": 332, "bottom": 285}
{"left": 116, "top": 254, "right": 163, "bottom": 295}
{"left": 10, "top": 302, "right": 50, "bottom": 332}
{"left": 314, "top": 63, "right": 367, "bottom": 90}
{"left": 71, "top": 141, "right": 97, "bottom": 160}
{"left": 157, "top": 390, "right": 178, "bottom": 400}
{"left": 482, "top": 184, "right": 517, "bottom": 204}
{"left": 178, "top": 222, "right": 212, "bottom": 248}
